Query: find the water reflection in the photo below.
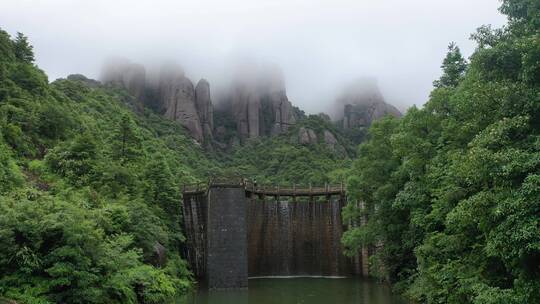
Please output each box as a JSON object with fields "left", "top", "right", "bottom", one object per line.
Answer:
{"left": 177, "top": 278, "right": 408, "bottom": 304}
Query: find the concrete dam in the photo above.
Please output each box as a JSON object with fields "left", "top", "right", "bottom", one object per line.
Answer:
{"left": 181, "top": 179, "right": 364, "bottom": 289}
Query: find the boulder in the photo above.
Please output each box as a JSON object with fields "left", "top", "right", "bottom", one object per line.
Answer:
{"left": 152, "top": 241, "right": 167, "bottom": 267}
{"left": 317, "top": 113, "right": 331, "bottom": 122}
{"left": 298, "top": 127, "right": 318, "bottom": 145}
{"left": 323, "top": 130, "right": 338, "bottom": 147}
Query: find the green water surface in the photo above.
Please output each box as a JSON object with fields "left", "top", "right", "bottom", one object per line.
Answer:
{"left": 177, "top": 278, "right": 409, "bottom": 304}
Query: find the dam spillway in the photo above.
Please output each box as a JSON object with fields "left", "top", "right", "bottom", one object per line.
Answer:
{"left": 247, "top": 197, "right": 353, "bottom": 277}
{"left": 181, "top": 181, "right": 361, "bottom": 289}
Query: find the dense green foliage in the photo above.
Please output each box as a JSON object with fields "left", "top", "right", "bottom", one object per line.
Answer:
{"left": 222, "top": 115, "right": 354, "bottom": 185}
{"left": 342, "top": 1, "right": 540, "bottom": 303}
{"left": 0, "top": 28, "right": 221, "bottom": 303}
{"left": 0, "top": 26, "right": 354, "bottom": 303}
{"left": 1, "top": 1, "right": 538, "bottom": 303}
{"left": 433, "top": 42, "right": 467, "bottom": 88}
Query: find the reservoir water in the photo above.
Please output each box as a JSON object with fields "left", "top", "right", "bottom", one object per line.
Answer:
{"left": 177, "top": 278, "right": 409, "bottom": 304}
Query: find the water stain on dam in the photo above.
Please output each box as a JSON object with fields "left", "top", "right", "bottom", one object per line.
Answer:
{"left": 247, "top": 197, "right": 354, "bottom": 277}
{"left": 181, "top": 189, "right": 359, "bottom": 280}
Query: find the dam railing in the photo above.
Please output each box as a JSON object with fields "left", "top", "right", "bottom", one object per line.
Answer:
{"left": 182, "top": 178, "right": 346, "bottom": 198}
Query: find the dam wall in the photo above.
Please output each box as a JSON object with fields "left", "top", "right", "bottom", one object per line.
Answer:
{"left": 181, "top": 184, "right": 361, "bottom": 289}
{"left": 206, "top": 186, "right": 248, "bottom": 289}
{"left": 247, "top": 197, "right": 353, "bottom": 277}
{"left": 181, "top": 191, "right": 207, "bottom": 279}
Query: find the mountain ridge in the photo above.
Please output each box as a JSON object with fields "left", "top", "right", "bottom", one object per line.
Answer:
{"left": 99, "top": 60, "right": 401, "bottom": 149}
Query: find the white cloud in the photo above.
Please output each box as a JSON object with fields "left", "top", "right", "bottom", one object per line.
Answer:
{"left": 0, "top": 0, "right": 507, "bottom": 113}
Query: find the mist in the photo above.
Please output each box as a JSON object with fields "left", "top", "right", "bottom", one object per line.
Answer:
{"left": 0, "top": 0, "right": 507, "bottom": 114}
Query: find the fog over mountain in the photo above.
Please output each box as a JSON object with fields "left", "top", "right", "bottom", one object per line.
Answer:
{"left": 0, "top": 0, "right": 506, "bottom": 114}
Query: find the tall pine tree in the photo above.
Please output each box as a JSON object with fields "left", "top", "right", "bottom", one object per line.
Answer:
{"left": 433, "top": 42, "right": 467, "bottom": 88}
{"left": 12, "top": 32, "right": 34, "bottom": 63}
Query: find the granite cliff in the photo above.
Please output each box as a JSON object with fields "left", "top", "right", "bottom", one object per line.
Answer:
{"left": 101, "top": 61, "right": 213, "bottom": 145}
{"left": 333, "top": 79, "right": 401, "bottom": 143}
{"left": 337, "top": 79, "right": 401, "bottom": 130}
{"left": 101, "top": 61, "right": 400, "bottom": 149}
{"left": 215, "top": 65, "right": 298, "bottom": 144}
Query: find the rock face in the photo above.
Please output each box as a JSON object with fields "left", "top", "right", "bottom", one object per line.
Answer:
{"left": 152, "top": 241, "right": 167, "bottom": 267}
{"left": 230, "top": 80, "right": 261, "bottom": 139}
{"left": 101, "top": 60, "right": 146, "bottom": 109}
{"left": 262, "top": 68, "right": 297, "bottom": 136}
{"left": 323, "top": 130, "right": 338, "bottom": 148}
{"left": 318, "top": 113, "right": 331, "bottom": 122}
{"left": 338, "top": 80, "right": 401, "bottom": 129}
{"left": 195, "top": 79, "right": 214, "bottom": 142}
{"left": 159, "top": 65, "right": 204, "bottom": 143}
{"left": 342, "top": 102, "right": 401, "bottom": 129}
{"left": 101, "top": 60, "right": 214, "bottom": 144}
{"left": 101, "top": 60, "right": 368, "bottom": 151}
{"left": 223, "top": 65, "right": 297, "bottom": 142}
{"left": 298, "top": 127, "right": 318, "bottom": 145}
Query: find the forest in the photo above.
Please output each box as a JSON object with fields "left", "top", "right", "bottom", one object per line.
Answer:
{"left": 0, "top": 26, "right": 349, "bottom": 304}
{"left": 342, "top": 1, "right": 539, "bottom": 303}
{"left": 0, "top": 0, "right": 538, "bottom": 303}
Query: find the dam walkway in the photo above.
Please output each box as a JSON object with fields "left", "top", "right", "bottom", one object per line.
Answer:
{"left": 182, "top": 177, "right": 346, "bottom": 198}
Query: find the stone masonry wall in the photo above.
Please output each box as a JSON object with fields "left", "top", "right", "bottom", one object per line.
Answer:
{"left": 206, "top": 186, "right": 248, "bottom": 289}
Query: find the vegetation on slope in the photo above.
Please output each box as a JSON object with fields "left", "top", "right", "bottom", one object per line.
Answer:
{"left": 1, "top": 1, "right": 538, "bottom": 303}
{"left": 221, "top": 115, "right": 354, "bottom": 185}
{"left": 0, "top": 28, "right": 355, "bottom": 303}
{"left": 0, "top": 29, "right": 221, "bottom": 303}
{"left": 0, "top": 26, "right": 352, "bottom": 303}
{"left": 342, "top": 0, "right": 540, "bottom": 303}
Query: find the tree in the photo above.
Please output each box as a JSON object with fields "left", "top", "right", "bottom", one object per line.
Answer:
{"left": 0, "top": 134, "right": 23, "bottom": 194}
{"left": 12, "top": 32, "right": 34, "bottom": 63}
{"left": 433, "top": 42, "right": 467, "bottom": 88}
{"left": 0, "top": 29, "right": 15, "bottom": 61}
{"left": 45, "top": 132, "right": 99, "bottom": 185}
{"left": 0, "top": 31, "right": 198, "bottom": 303}
{"left": 113, "top": 114, "right": 142, "bottom": 163}
{"left": 143, "top": 155, "right": 178, "bottom": 210}
{"left": 343, "top": 1, "right": 540, "bottom": 302}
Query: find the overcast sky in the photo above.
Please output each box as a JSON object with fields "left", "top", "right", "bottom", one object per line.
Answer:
{"left": 0, "top": 0, "right": 507, "bottom": 113}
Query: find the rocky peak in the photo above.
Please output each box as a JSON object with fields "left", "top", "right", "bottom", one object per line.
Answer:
{"left": 158, "top": 64, "right": 204, "bottom": 143}
{"left": 101, "top": 59, "right": 146, "bottom": 109}
{"left": 230, "top": 78, "right": 261, "bottom": 140}
{"left": 221, "top": 64, "right": 297, "bottom": 143}
{"left": 195, "top": 79, "right": 214, "bottom": 142}
{"left": 101, "top": 60, "right": 213, "bottom": 143}
{"left": 337, "top": 79, "right": 401, "bottom": 129}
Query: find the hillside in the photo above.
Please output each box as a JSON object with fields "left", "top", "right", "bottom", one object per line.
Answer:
{"left": 2, "top": 0, "right": 536, "bottom": 302}
{"left": 342, "top": 2, "right": 540, "bottom": 303}
{"left": 221, "top": 114, "right": 355, "bottom": 185}
{"left": 0, "top": 28, "right": 357, "bottom": 303}
{"left": 0, "top": 29, "right": 223, "bottom": 303}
